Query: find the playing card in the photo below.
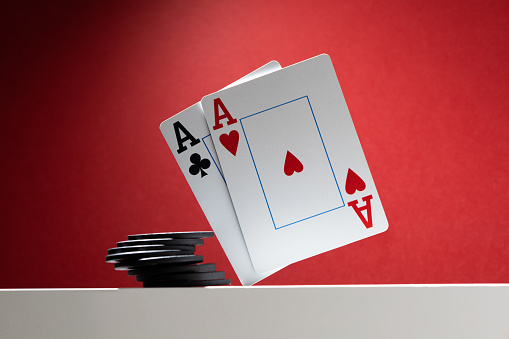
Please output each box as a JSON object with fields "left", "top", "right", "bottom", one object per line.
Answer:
{"left": 201, "top": 54, "right": 389, "bottom": 273}
{"left": 160, "top": 61, "right": 282, "bottom": 285}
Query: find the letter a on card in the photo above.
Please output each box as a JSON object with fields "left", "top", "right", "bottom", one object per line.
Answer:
{"left": 212, "top": 98, "right": 238, "bottom": 130}
{"left": 348, "top": 195, "right": 373, "bottom": 228}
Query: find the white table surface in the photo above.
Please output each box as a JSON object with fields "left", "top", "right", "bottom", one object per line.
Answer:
{"left": 1, "top": 285, "right": 508, "bottom": 339}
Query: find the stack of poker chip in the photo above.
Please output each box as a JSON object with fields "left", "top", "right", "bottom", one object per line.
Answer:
{"left": 105, "top": 231, "right": 231, "bottom": 287}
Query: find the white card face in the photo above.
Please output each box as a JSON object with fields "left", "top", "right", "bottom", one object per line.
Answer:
{"left": 202, "top": 54, "right": 389, "bottom": 273}
{"left": 240, "top": 97, "right": 345, "bottom": 228}
{"left": 160, "top": 61, "right": 282, "bottom": 285}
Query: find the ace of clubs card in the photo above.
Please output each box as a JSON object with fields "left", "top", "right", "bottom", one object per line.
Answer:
{"left": 202, "top": 54, "right": 389, "bottom": 273}
{"left": 160, "top": 61, "right": 283, "bottom": 285}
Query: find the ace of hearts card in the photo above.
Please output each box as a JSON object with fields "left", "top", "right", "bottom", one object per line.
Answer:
{"left": 201, "top": 54, "right": 389, "bottom": 273}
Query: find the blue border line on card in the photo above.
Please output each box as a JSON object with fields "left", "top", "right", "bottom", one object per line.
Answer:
{"left": 239, "top": 96, "right": 345, "bottom": 230}
{"left": 240, "top": 122, "right": 276, "bottom": 228}
{"left": 202, "top": 134, "right": 226, "bottom": 184}
{"left": 305, "top": 96, "right": 344, "bottom": 203}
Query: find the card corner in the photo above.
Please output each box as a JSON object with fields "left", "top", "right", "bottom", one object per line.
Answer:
{"left": 267, "top": 60, "right": 281, "bottom": 67}
{"left": 159, "top": 118, "right": 171, "bottom": 131}
{"left": 200, "top": 93, "right": 214, "bottom": 106}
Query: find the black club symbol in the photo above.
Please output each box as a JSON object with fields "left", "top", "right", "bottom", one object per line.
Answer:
{"left": 189, "top": 153, "right": 211, "bottom": 177}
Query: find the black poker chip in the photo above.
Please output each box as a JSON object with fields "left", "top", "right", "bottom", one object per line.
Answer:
{"left": 127, "top": 263, "right": 216, "bottom": 276}
{"left": 107, "top": 244, "right": 194, "bottom": 254}
{"left": 143, "top": 279, "right": 231, "bottom": 288}
{"left": 117, "top": 238, "right": 203, "bottom": 247}
{"left": 114, "top": 255, "right": 204, "bottom": 270}
{"left": 127, "top": 231, "right": 214, "bottom": 240}
{"left": 107, "top": 231, "right": 226, "bottom": 287}
{"left": 105, "top": 249, "right": 195, "bottom": 263}
{"left": 136, "top": 270, "right": 225, "bottom": 283}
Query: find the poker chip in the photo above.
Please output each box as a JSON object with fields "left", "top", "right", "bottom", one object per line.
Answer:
{"left": 105, "top": 249, "right": 195, "bottom": 263}
{"left": 108, "top": 244, "right": 180, "bottom": 254}
{"left": 113, "top": 255, "right": 204, "bottom": 270}
{"left": 106, "top": 231, "right": 229, "bottom": 287}
{"left": 117, "top": 238, "right": 203, "bottom": 247}
{"left": 127, "top": 263, "right": 216, "bottom": 276}
{"left": 136, "top": 270, "right": 225, "bottom": 282}
{"left": 143, "top": 279, "right": 231, "bottom": 288}
{"left": 127, "top": 231, "right": 214, "bottom": 240}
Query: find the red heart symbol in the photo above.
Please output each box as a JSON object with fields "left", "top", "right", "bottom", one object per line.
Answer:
{"left": 284, "top": 151, "right": 304, "bottom": 176}
{"left": 345, "top": 168, "right": 366, "bottom": 195}
{"left": 219, "top": 130, "right": 239, "bottom": 156}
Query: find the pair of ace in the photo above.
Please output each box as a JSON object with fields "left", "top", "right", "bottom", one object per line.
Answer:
{"left": 160, "top": 55, "right": 388, "bottom": 285}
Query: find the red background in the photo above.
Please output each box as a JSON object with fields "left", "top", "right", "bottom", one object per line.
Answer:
{"left": 1, "top": 0, "right": 508, "bottom": 288}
